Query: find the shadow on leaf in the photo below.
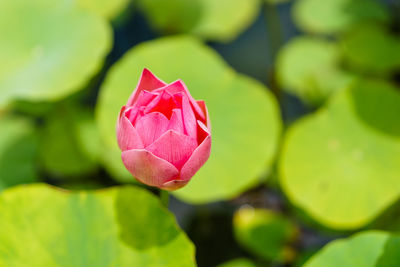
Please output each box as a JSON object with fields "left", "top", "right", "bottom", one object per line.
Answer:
{"left": 115, "top": 187, "right": 179, "bottom": 249}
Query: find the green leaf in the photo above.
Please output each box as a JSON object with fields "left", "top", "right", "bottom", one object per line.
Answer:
{"left": 293, "top": 0, "right": 389, "bottom": 35}
{"left": 0, "top": 115, "right": 38, "bottom": 191}
{"left": 96, "top": 36, "right": 281, "bottom": 203}
{"left": 0, "top": 184, "right": 196, "bottom": 266}
{"left": 264, "top": 0, "right": 290, "bottom": 4}
{"left": 100, "top": 146, "right": 134, "bottom": 183}
{"left": 217, "top": 258, "right": 257, "bottom": 267}
{"left": 279, "top": 79, "right": 400, "bottom": 229}
{"left": 234, "top": 207, "right": 297, "bottom": 262}
{"left": 341, "top": 24, "right": 400, "bottom": 75}
{"left": 77, "top": 0, "right": 130, "bottom": 20}
{"left": 137, "top": 0, "right": 260, "bottom": 42}
{"left": 39, "top": 105, "right": 99, "bottom": 177}
{"left": 0, "top": 0, "right": 111, "bottom": 108}
{"left": 276, "top": 36, "right": 354, "bottom": 105}
{"left": 304, "top": 231, "right": 400, "bottom": 267}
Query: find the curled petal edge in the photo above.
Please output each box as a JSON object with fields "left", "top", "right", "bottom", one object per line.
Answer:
{"left": 196, "top": 100, "right": 211, "bottom": 130}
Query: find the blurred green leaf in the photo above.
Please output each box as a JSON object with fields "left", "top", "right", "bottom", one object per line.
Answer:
{"left": 217, "top": 258, "right": 257, "bottom": 267}
{"left": 59, "top": 180, "right": 105, "bottom": 190}
{"left": 137, "top": 0, "right": 260, "bottom": 42}
{"left": 74, "top": 109, "right": 103, "bottom": 164}
{"left": 0, "top": 184, "right": 195, "bottom": 266}
{"left": 96, "top": 36, "right": 281, "bottom": 203}
{"left": 276, "top": 36, "right": 354, "bottom": 105}
{"left": 0, "top": 115, "right": 38, "bottom": 190}
{"left": 293, "top": 0, "right": 389, "bottom": 35}
{"left": 100, "top": 146, "right": 134, "bottom": 183}
{"left": 234, "top": 207, "right": 297, "bottom": 262}
{"left": 77, "top": 0, "right": 130, "bottom": 20}
{"left": 264, "top": 0, "right": 290, "bottom": 4}
{"left": 279, "top": 79, "right": 400, "bottom": 229}
{"left": 11, "top": 100, "right": 55, "bottom": 116}
{"left": 304, "top": 231, "right": 400, "bottom": 267}
{"left": 39, "top": 105, "right": 99, "bottom": 177}
{"left": 0, "top": 0, "right": 111, "bottom": 108}
{"left": 341, "top": 24, "right": 400, "bottom": 75}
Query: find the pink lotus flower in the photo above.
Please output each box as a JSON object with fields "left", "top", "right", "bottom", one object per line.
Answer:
{"left": 117, "top": 69, "right": 211, "bottom": 190}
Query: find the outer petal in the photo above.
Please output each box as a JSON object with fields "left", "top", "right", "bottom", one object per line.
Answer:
{"left": 135, "top": 112, "right": 169, "bottom": 147}
{"left": 122, "top": 149, "right": 179, "bottom": 187}
{"left": 180, "top": 122, "right": 211, "bottom": 180}
{"left": 127, "top": 68, "right": 167, "bottom": 106}
{"left": 117, "top": 115, "right": 144, "bottom": 151}
{"left": 146, "top": 130, "right": 197, "bottom": 170}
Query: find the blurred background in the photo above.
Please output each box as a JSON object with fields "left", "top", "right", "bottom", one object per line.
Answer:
{"left": 1, "top": 0, "right": 400, "bottom": 266}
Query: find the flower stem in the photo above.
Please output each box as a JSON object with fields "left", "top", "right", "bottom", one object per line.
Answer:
{"left": 264, "top": 2, "right": 284, "bottom": 101}
{"left": 159, "top": 190, "right": 169, "bottom": 208}
{"left": 264, "top": 2, "right": 283, "bottom": 62}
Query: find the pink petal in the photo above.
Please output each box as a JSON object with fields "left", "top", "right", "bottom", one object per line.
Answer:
{"left": 197, "top": 120, "right": 210, "bottom": 144}
{"left": 160, "top": 179, "right": 189, "bottom": 191}
{"left": 180, "top": 123, "right": 211, "bottom": 180}
{"left": 196, "top": 100, "right": 211, "bottom": 130}
{"left": 154, "top": 80, "right": 186, "bottom": 96}
{"left": 181, "top": 95, "right": 197, "bottom": 140}
{"left": 117, "top": 116, "right": 144, "bottom": 151}
{"left": 135, "top": 112, "right": 169, "bottom": 147}
{"left": 122, "top": 149, "right": 179, "bottom": 187}
{"left": 168, "top": 109, "right": 184, "bottom": 134}
{"left": 118, "top": 105, "right": 127, "bottom": 121}
{"left": 156, "top": 80, "right": 205, "bottom": 120}
{"left": 125, "top": 106, "right": 139, "bottom": 124}
{"left": 146, "top": 130, "right": 197, "bottom": 170}
{"left": 127, "top": 68, "right": 167, "bottom": 106}
{"left": 134, "top": 90, "right": 159, "bottom": 108}
{"left": 144, "top": 90, "right": 175, "bottom": 118}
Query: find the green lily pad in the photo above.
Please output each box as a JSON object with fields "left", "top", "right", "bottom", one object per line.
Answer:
{"left": 304, "top": 231, "right": 400, "bottom": 267}
{"left": 217, "top": 258, "right": 257, "bottom": 267}
{"left": 100, "top": 146, "right": 134, "bottom": 183}
{"left": 234, "top": 207, "right": 297, "bottom": 262}
{"left": 39, "top": 105, "right": 99, "bottom": 177}
{"left": 264, "top": 0, "right": 290, "bottom": 4}
{"left": 96, "top": 36, "right": 281, "bottom": 203}
{"left": 77, "top": 0, "right": 130, "bottom": 20}
{"left": 0, "top": 0, "right": 111, "bottom": 108}
{"left": 0, "top": 115, "right": 38, "bottom": 191}
{"left": 279, "top": 80, "right": 400, "bottom": 229}
{"left": 137, "top": 0, "right": 260, "bottom": 42}
{"left": 293, "top": 0, "right": 389, "bottom": 35}
{"left": 0, "top": 184, "right": 195, "bottom": 266}
{"left": 341, "top": 24, "right": 400, "bottom": 75}
{"left": 276, "top": 37, "right": 354, "bottom": 105}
